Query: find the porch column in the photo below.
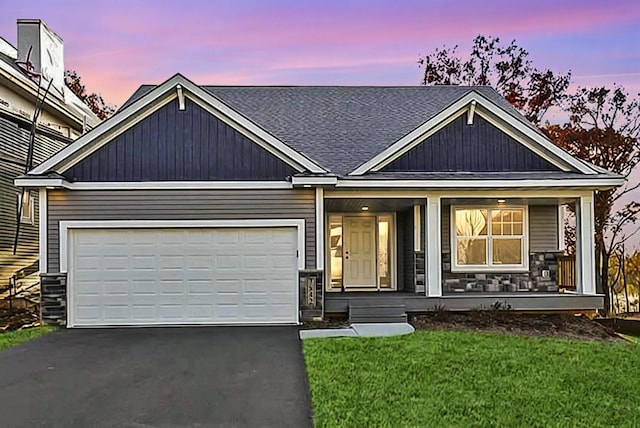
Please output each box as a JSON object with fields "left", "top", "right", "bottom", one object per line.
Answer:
{"left": 315, "top": 187, "right": 324, "bottom": 270}
{"left": 425, "top": 194, "right": 442, "bottom": 297}
{"left": 575, "top": 191, "right": 596, "bottom": 295}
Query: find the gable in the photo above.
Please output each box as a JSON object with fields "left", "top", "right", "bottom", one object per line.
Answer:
{"left": 380, "top": 114, "right": 561, "bottom": 173}
{"left": 64, "top": 98, "right": 298, "bottom": 181}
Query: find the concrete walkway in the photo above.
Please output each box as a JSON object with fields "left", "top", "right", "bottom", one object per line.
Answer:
{"left": 300, "top": 322, "right": 415, "bottom": 339}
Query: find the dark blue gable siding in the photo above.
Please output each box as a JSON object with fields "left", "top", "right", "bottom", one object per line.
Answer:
{"left": 381, "top": 114, "right": 560, "bottom": 172}
{"left": 65, "top": 98, "right": 298, "bottom": 181}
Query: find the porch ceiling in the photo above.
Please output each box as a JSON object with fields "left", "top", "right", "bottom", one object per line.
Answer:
{"left": 325, "top": 198, "right": 425, "bottom": 212}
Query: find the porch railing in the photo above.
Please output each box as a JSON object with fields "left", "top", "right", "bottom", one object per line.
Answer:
{"left": 557, "top": 255, "right": 576, "bottom": 290}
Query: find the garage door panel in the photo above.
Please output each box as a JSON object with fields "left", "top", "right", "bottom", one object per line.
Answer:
{"left": 70, "top": 227, "right": 299, "bottom": 326}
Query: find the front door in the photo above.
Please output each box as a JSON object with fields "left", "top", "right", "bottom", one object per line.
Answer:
{"left": 343, "top": 216, "right": 377, "bottom": 288}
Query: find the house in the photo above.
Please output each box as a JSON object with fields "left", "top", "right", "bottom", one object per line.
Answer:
{"left": 15, "top": 74, "right": 623, "bottom": 327}
{"left": 1, "top": 19, "right": 99, "bottom": 290}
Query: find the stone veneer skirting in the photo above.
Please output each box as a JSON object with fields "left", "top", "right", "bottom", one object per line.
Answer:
{"left": 299, "top": 269, "right": 323, "bottom": 321}
{"left": 442, "top": 252, "right": 561, "bottom": 294}
{"left": 40, "top": 273, "right": 67, "bottom": 326}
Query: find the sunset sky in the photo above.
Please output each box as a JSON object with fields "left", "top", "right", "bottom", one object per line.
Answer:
{"left": 2, "top": 0, "right": 639, "bottom": 108}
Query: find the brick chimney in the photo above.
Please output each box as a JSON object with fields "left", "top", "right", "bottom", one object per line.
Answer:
{"left": 16, "top": 19, "right": 65, "bottom": 97}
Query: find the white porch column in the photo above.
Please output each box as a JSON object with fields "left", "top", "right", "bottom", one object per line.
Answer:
{"left": 575, "top": 191, "right": 596, "bottom": 295}
{"left": 425, "top": 194, "right": 442, "bottom": 297}
{"left": 315, "top": 187, "right": 324, "bottom": 271}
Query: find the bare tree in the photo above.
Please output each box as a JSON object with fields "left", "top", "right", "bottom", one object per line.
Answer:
{"left": 545, "top": 86, "right": 640, "bottom": 310}
{"left": 64, "top": 70, "right": 116, "bottom": 120}
{"left": 418, "top": 35, "right": 571, "bottom": 125}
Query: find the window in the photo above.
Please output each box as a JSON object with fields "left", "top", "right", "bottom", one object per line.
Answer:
{"left": 378, "top": 215, "right": 392, "bottom": 288}
{"left": 18, "top": 192, "right": 35, "bottom": 225}
{"left": 452, "top": 207, "right": 527, "bottom": 271}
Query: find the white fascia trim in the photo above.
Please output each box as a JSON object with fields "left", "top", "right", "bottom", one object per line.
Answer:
{"left": 38, "top": 188, "right": 47, "bottom": 273}
{"left": 350, "top": 91, "right": 597, "bottom": 176}
{"left": 59, "top": 219, "right": 306, "bottom": 273}
{"left": 335, "top": 178, "right": 624, "bottom": 189}
{"left": 14, "top": 178, "right": 293, "bottom": 190}
{"left": 325, "top": 189, "right": 604, "bottom": 199}
{"left": 292, "top": 176, "right": 338, "bottom": 186}
{"left": 15, "top": 177, "right": 66, "bottom": 188}
{"left": 67, "top": 181, "right": 292, "bottom": 190}
{"left": 183, "top": 82, "right": 326, "bottom": 174}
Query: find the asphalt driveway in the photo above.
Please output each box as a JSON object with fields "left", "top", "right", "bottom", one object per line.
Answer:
{"left": 0, "top": 326, "right": 312, "bottom": 428}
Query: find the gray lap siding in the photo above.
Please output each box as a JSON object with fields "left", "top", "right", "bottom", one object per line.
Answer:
{"left": 46, "top": 188, "right": 316, "bottom": 272}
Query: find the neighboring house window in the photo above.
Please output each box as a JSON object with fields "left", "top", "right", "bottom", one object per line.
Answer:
{"left": 452, "top": 206, "right": 527, "bottom": 271}
{"left": 18, "top": 193, "right": 35, "bottom": 225}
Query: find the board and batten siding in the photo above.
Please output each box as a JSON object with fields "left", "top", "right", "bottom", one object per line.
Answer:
{"left": 381, "top": 114, "right": 560, "bottom": 172}
{"left": 441, "top": 204, "right": 559, "bottom": 254}
{"left": 64, "top": 98, "right": 297, "bottom": 182}
{"left": 46, "top": 189, "right": 316, "bottom": 273}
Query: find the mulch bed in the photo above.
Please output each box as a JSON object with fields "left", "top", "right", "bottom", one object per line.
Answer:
{"left": 409, "top": 312, "right": 623, "bottom": 342}
{"left": 301, "top": 317, "right": 349, "bottom": 330}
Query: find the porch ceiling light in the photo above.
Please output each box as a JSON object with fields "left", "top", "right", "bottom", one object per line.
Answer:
{"left": 497, "top": 199, "right": 506, "bottom": 204}
{"left": 361, "top": 206, "right": 369, "bottom": 211}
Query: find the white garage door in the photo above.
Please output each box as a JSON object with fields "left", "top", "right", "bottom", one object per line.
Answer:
{"left": 68, "top": 227, "right": 299, "bottom": 326}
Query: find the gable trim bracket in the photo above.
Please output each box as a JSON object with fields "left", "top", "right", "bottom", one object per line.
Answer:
{"left": 29, "top": 74, "right": 328, "bottom": 177}
{"left": 348, "top": 91, "right": 597, "bottom": 176}
{"left": 467, "top": 100, "right": 476, "bottom": 125}
{"left": 176, "top": 84, "right": 185, "bottom": 111}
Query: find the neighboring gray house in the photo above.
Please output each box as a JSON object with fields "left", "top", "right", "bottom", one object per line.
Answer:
{"left": 1, "top": 19, "right": 99, "bottom": 289}
{"left": 16, "top": 74, "right": 623, "bottom": 327}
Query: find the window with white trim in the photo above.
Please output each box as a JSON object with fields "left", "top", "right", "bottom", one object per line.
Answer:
{"left": 18, "top": 193, "right": 35, "bottom": 225}
{"left": 452, "top": 206, "right": 527, "bottom": 271}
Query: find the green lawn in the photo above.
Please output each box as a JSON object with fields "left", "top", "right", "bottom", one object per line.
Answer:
{"left": 0, "top": 327, "right": 54, "bottom": 352}
{"left": 303, "top": 331, "right": 640, "bottom": 428}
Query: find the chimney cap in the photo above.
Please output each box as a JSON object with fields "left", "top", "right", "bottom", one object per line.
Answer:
{"left": 17, "top": 19, "right": 63, "bottom": 43}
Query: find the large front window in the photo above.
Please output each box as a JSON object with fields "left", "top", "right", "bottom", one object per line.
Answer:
{"left": 453, "top": 207, "right": 527, "bottom": 271}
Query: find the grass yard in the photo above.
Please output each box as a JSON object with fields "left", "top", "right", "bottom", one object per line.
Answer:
{"left": 303, "top": 331, "right": 640, "bottom": 427}
{"left": 0, "top": 327, "right": 54, "bottom": 352}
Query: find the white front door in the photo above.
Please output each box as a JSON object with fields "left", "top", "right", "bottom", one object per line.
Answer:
{"left": 343, "top": 217, "right": 377, "bottom": 288}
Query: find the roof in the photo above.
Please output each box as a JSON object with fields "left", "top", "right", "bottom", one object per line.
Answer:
{"left": 28, "top": 74, "right": 622, "bottom": 188}
{"left": 122, "top": 84, "right": 538, "bottom": 175}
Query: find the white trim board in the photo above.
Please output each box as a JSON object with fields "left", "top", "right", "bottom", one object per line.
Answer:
{"left": 15, "top": 179, "right": 294, "bottom": 190}
{"left": 349, "top": 91, "right": 596, "bottom": 176}
{"left": 315, "top": 187, "right": 325, "bottom": 270}
{"left": 31, "top": 74, "right": 327, "bottom": 176}
{"left": 38, "top": 189, "right": 47, "bottom": 272}
{"left": 335, "top": 178, "right": 623, "bottom": 189}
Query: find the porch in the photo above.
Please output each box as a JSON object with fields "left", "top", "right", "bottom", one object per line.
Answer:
{"left": 325, "top": 292, "right": 604, "bottom": 313}
{"left": 318, "top": 189, "right": 601, "bottom": 315}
